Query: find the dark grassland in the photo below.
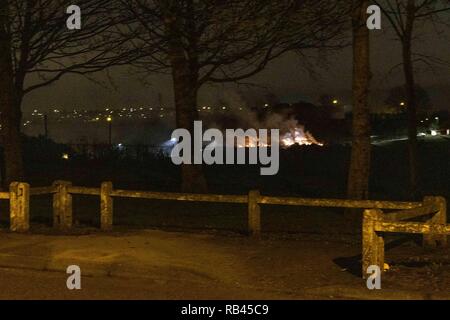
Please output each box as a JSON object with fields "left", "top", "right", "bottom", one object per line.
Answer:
{"left": 0, "top": 136, "right": 448, "bottom": 235}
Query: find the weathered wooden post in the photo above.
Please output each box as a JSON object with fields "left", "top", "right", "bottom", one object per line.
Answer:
{"left": 9, "top": 182, "right": 30, "bottom": 232}
{"left": 362, "top": 209, "right": 384, "bottom": 278}
{"left": 52, "top": 180, "right": 72, "bottom": 230}
{"left": 100, "top": 181, "right": 113, "bottom": 231}
{"left": 423, "top": 196, "right": 448, "bottom": 248}
{"left": 248, "top": 190, "right": 261, "bottom": 237}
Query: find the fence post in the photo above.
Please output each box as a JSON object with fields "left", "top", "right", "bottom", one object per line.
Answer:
{"left": 362, "top": 209, "right": 384, "bottom": 278}
{"left": 423, "top": 196, "right": 447, "bottom": 248}
{"left": 9, "top": 182, "right": 30, "bottom": 232}
{"left": 248, "top": 190, "right": 261, "bottom": 237}
{"left": 100, "top": 181, "right": 113, "bottom": 231}
{"left": 52, "top": 180, "right": 72, "bottom": 230}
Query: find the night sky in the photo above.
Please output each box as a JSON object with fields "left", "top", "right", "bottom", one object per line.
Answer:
{"left": 23, "top": 23, "right": 450, "bottom": 113}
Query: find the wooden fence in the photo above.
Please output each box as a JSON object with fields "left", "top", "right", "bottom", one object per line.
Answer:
{"left": 362, "top": 196, "right": 449, "bottom": 277}
{"left": 2, "top": 181, "right": 449, "bottom": 278}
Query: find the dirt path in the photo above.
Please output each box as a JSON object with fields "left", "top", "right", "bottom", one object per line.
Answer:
{"left": 0, "top": 229, "right": 449, "bottom": 299}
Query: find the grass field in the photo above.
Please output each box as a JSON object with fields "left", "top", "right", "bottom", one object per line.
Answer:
{"left": 0, "top": 136, "right": 448, "bottom": 235}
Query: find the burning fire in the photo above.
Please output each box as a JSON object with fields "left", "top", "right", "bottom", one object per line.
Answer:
{"left": 281, "top": 127, "right": 323, "bottom": 147}
{"left": 236, "top": 126, "right": 323, "bottom": 148}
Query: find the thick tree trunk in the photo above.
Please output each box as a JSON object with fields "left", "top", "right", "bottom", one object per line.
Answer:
{"left": 347, "top": 0, "right": 371, "bottom": 203}
{"left": 172, "top": 72, "right": 208, "bottom": 193}
{"left": 403, "top": 1, "right": 419, "bottom": 198}
{"left": 163, "top": 1, "right": 208, "bottom": 193}
{"left": 168, "top": 44, "right": 207, "bottom": 193}
{"left": 0, "top": 4, "right": 24, "bottom": 188}
{"left": 403, "top": 43, "right": 419, "bottom": 198}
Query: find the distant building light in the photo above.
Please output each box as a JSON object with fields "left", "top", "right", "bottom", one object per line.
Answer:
{"left": 431, "top": 130, "right": 438, "bottom": 136}
{"left": 332, "top": 99, "right": 338, "bottom": 105}
{"left": 62, "top": 153, "right": 69, "bottom": 160}
{"left": 400, "top": 102, "right": 405, "bottom": 106}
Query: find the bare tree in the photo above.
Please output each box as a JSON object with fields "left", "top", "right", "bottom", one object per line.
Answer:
{"left": 119, "top": 0, "right": 348, "bottom": 192}
{"left": 0, "top": 1, "right": 23, "bottom": 184}
{"left": 375, "top": 0, "right": 450, "bottom": 197}
{"left": 0, "top": 0, "right": 139, "bottom": 186}
{"left": 347, "top": 0, "right": 372, "bottom": 202}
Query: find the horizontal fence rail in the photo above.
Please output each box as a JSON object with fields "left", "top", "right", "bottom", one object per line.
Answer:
{"left": 375, "top": 221, "right": 450, "bottom": 234}
{"left": 258, "top": 196, "right": 421, "bottom": 210}
{"left": 110, "top": 189, "right": 248, "bottom": 204}
{"left": 2, "top": 181, "right": 448, "bottom": 278}
{"left": 68, "top": 186, "right": 101, "bottom": 196}
{"left": 29, "top": 186, "right": 56, "bottom": 196}
{"left": 0, "top": 192, "right": 9, "bottom": 200}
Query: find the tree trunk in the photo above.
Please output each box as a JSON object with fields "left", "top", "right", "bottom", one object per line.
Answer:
{"left": 168, "top": 39, "right": 207, "bottom": 193}
{"left": 0, "top": 4, "right": 24, "bottom": 188}
{"left": 172, "top": 70, "right": 208, "bottom": 193}
{"left": 347, "top": 0, "right": 371, "bottom": 204}
{"left": 403, "top": 1, "right": 419, "bottom": 198}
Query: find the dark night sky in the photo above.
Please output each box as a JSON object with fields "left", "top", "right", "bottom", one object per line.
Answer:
{"left": 23, "top": 24, "right": 450, "bottom": 113}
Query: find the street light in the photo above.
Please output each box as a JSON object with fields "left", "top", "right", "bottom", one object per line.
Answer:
{"left": 106, "top": 116, "right": 112, "bottom": 145}
{"left": 400, "top": 102, "right": 406, "bottom": 107}
{"left": 332, "top": 99, "right": 338, "bottom": 105}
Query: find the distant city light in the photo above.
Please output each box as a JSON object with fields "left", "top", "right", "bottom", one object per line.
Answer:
{"left": 400, "top": 102, "right": 405, "bottom": 106}
{"left": 332, "top": 99, "right": 338, "bottom": 105}
{"left": 107, "top": 116, "right": 112, "bottom": 122}
{"left": 62, "top": 153, "right": 69, "bottom": 160}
